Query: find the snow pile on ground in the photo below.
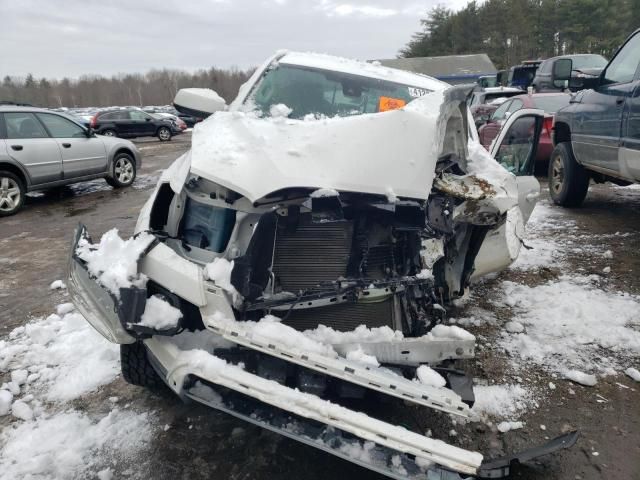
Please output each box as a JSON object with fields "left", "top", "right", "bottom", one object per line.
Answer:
{"left": 76, "top": 229, "right": 155, "bottom": 297}
{"left": 511, "top": 202, "right": 573, "bottom": 270}
{"left": 471, "top": 384, "right": 536, "bottom": 421}
{"left": 497, "top": 421, "right": 523, "bottom": 433}
{"left": 1, "top": 309, "right": 120, "bottom": 402}
{"left": 0, "top": 408, "right": 153, "bottom": 479}
{"left": 0, "top": 297, "right": 156, "bottom": 478}
{"left": 625, "top": 367, "right": 640, "bottom": 382}
{"left": 139, "top": 295, "right": 183, "bottom": 330}
{"left": 496, "top": 275, "right": 640, "bottom": 375}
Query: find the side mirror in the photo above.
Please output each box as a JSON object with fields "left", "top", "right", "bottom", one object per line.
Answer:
{"left": 174, "top": 88, "right": 227, "bottom": 119}
{"left": 552, "top": 59, "right": 572, "bottom": 88}
{"left": 145, "top": 117, "right": 151, "bottom": 122}
{"left": 86, "top": 126, "right": 94, "bottom": 137}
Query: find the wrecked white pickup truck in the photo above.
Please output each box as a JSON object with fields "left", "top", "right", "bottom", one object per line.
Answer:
{"left": 68, "top": 52, "right": 576, "bottom": 479}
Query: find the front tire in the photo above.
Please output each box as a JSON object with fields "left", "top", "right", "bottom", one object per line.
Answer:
{"left": 548, "top": 142, "right": 589, "bottom": 207}
{"left": 0, "top": 171, "right": 26, "bottom": 217}
{"left": 120, "top": 342, "right": 164, "bottom": 389}
{"left": 157, "top": 126, "right": 172, "bottom": 141}
{"left": 106, "top": 152, "right": 136, "bottom": 188}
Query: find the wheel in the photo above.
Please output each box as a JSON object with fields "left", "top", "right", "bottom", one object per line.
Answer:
{"left": 120, "top": 342, "right": 164, "bottom": 389}
{"left": 102, "top": 129, "right": 117, "bottom": 137}
{"left": 548, "top": 142, "right": 590, "bottom": 207}
{"left": 0, "top": 171, "right": 26, "bottom": 217}
{"left": 157, "top": 126, "right": 172, "bottom": 141}
{"left": 106, "top": 153, "right": 136, "bottom": 188}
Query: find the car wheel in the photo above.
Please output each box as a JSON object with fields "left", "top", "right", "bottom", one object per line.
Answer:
{"left": 102, "top": 129, "right": 117, "bottom": 137}
{"left": 106, "top": 153, "right": 136, "bottom": 188}
{"left": 120, "top": 342, "right": 164, "bottom": 389}
{"left": 548, "top": 142, "right": 589, "bottom": 207}
{"left": 0, "top": 171, "right": 26, "bottom": 217}
{"left": 157, "top": 126, "right": 172, "bottom": 141}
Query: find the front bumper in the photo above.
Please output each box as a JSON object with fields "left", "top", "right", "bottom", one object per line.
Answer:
{"left": 144, "top": 334, "right": 578, "bottom": 480}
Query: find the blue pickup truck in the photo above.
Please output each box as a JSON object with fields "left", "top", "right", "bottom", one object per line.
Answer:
{"left": 549, "top": 28, "right": 640, "bottom": 206}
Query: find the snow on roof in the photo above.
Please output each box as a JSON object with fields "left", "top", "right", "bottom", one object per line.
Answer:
{"left": 278, "top": 51, "right": 448, "bottom": 92}
{"left": 377, "top": 54, "right": 497, "bottom": 78}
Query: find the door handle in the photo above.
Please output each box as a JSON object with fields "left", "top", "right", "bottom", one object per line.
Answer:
{"left": 62, "top": 143, "right": 71, "bottom": 148}
{"left": 616, "top": 97, "right": 625, "bottom": 105}
{"left": 10, "top": 145, "right": 23, "bottom": 151}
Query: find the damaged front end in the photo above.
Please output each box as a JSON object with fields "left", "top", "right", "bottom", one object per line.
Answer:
{"left": 68, "top": 86, "right": 573, "bottom": 479}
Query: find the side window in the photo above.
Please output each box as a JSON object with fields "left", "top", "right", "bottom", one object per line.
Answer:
{"left": 3, "top": 112, "right": 49, "bottom": 139}
{"left": 604, "top": 33, "right": 640, "bottom": 84}
{"left": 507, "top": 99, "right": 523, "bottom": 114}
{"left": 491, "top": 101, "right": 511, "bottom": 121}
{"left": 129, "top": 110, "right": 150, "bottom": 121}
{"left": 37, "top": 114, "right": 86, "bottom": 138}
{"left": 494, "top": 115, "right": 539, "bottom": 175}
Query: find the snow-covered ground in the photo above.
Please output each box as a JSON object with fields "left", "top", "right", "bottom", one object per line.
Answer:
{"left": 0, "top": 291, "right": 156, "bottom": 479}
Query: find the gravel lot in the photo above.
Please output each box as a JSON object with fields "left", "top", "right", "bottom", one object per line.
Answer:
{"left": 1, "top": 134, "right": 638, "bottom": 480}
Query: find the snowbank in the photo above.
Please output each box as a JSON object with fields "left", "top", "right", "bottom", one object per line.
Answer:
{"left": 497, "top": 275, "right": 640, "bottom": 374}
{"left": 472, "top": 384, "right": 536, "bottom": 421}
{"left": 0, "top": 409, "right": 153, "bottom": 479}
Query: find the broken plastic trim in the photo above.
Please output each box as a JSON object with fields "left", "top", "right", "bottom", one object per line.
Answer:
{"left": 71, "top": 224, "right": 180, "bottom": 340}
{"left": 477, "top": 431, "right": 579, "bottom": 479}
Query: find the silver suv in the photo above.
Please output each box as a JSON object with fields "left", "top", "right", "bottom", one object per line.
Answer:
{"left": 0, "top": 106, "right": 142, "bottom": 216}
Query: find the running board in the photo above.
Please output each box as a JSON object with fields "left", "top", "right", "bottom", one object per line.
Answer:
{"left": 186, "top": 381, "right": 467, "bottom": 480}
{"left": 206, "top": 317, "right": 471, "bottom": 418}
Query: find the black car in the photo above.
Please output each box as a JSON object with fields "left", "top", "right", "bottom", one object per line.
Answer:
{"left": 532, "top": 54, "right": 608, "bottom": 92}
{"left": 90, "top": 109, "right": 176, "bottom": 141}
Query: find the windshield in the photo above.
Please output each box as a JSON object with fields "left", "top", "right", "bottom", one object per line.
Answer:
{"left": 248, "top": 64, "right": 431, "bottom": 119}
{"left": 570, "top": 55, "right": 607, "bottom": 70}
{"left": 532, "top": 94, "right": 571, "bottom": 113}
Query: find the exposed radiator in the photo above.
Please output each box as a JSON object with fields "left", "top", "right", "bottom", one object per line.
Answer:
{"left": 272, "top": 217, "right": 353, "bottom": 292}
{"left": 280, "top": 299, "right": 394, "bottom": 332}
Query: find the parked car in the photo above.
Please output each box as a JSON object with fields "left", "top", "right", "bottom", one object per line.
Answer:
{"left": 477, "top": 74, "right": 498, "bottom": 88}
{"left": 169, "top": 108, "right": 202, "bottom": 127}
{"left": 478, "top": 92, "right": 571, "bottom": 165}
{"left": 507, "top": 60, "right": 541, "bottom": 89}
{"left": 0, "top": 106, "right": 141, "bottom": 216}
{"left": 550, "top": 29, "right": 640, "bottom": 206}
{"left": 532, "top": 54, "right": 608, "bottom": 92}
{"left": 89, "top": 109, "right": 176, "bottom": 141}
{"left": 151, "top": 112, "right": 187, "bottom": 133}
{"left": 469, "top": 86, "right": 523, "bottom": 108}
{"left": 66, "top": 51, "right": 573, "bottom": 480}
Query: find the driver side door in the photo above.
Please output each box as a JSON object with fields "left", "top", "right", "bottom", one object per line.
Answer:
{"left": 489, "top": 108, "right": 545, "bottom": 222}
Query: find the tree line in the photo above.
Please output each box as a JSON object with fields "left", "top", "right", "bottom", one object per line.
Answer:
{"left": 401, "top": 0, "right": 640, "bottom": 69}
{"left": 0, "top": 67, "right": 253, "bottom": 108}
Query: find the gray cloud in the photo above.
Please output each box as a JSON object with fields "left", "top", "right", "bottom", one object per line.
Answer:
{"left": 0, "top": 0, "right": 463, "bottom": 79}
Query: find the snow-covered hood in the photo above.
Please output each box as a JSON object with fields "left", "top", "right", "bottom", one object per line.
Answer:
{"left": 188, "top": 91, "right": 452, "bottom": 203}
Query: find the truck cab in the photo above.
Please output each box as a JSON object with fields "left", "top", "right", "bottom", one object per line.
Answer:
{"left": 550, "top": 29, "right": 640, "bottom": 206}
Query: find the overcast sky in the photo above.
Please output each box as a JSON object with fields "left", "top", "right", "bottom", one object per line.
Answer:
{"left": 0, "top": 0, "right": 469, "bottom": 80}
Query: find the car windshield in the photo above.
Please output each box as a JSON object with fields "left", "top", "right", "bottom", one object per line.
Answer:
{"left": 249, "top": 64, "right": 431, "bottom": 119}
{"left": 570, "top": 55, "right": 607, "bottom": 70}
{"left": 532, "top": 94, "right": 571, "bottom": 113}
